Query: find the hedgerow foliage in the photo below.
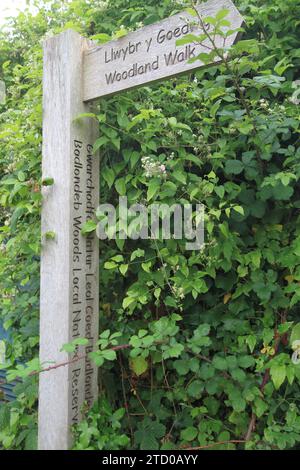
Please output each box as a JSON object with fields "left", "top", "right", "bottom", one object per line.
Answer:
{"left": 1, "top": 0, "right": 300, "bottom": 450}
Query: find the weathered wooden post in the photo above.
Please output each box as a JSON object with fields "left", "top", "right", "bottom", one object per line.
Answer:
{"left": 39, "top": 0, "right": 243, "bottom": 450}
{"left": 39, "top": 30, "right": 99, "bottom": 450}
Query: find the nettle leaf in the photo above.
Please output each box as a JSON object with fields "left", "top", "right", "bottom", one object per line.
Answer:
{"left": 102, "top": 167, "right": 115, "bottom": 188}
{"left": 115, "top": 178, "right": 126, "bottom": 196}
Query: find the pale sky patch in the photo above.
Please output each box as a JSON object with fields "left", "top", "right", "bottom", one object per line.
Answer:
{"left": 0, "top": 0, "right": 30, "bottom": 25}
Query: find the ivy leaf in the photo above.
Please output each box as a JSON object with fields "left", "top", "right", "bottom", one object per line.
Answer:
{"left": 115, "top": 178, "right": 126, "bottom": 196}
{"left": 119, "top": 264, "right": 129, "bottom": 276}
{"left": 93, "top": 136, "right": 109, "bottom": 152}
{"left": 104, "top": 261, "right": 118, "bottom": 269}
{"left": 131, "top": 249, "right": 145, "bottom": 261}
{"left": 233, "top": 205, "right": 244, "bottom": 215}
{"left": 102, "top": 168, "right": 115, "bottom": 188}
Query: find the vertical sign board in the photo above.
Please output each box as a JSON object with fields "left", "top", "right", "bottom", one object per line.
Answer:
{"left": 40, "top": 0, "right": 243, "bottom": 450}
{"left": 39, "top": 31, "right": 100, "bottom": 450}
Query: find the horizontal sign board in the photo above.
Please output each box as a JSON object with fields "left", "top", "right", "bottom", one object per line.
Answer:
{"left": 83, "top": 0, "right": 243, "bottom": 101}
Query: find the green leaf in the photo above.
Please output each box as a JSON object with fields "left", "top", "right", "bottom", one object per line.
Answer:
{"left": 173, "top": 359, "right": 190, "bottom": 376}
{"left": 213, "top": 356, "right": 228, "bottom": 370}
{"left": 185, "top": 7, "right": 197, "bottom": 17}
{"left": 233, "top": 205, "right": 244, "bottom": 215}
{"left": 93, "top": 136, "right": 109, "bottom": 152}
{"left": 102, "top": 168, "right": 115, "bottom": 188}
{"left": 187, "top": 380, "right": 203, "bottom": 398}
{"left": 270, "top": 364, "right": 286, "bottom": 390}
{"left": 102, "top": 350, "right": 117, "bottom": 361}
{"left": 254, "top": 398, "right": 268, "bottom": 418}
{"left": 216, "top": 8, "right": 230, "bottom": 20}
{"left": 73, "top": 112, "right": 97, "bottom": 122}
{"left": 123, "top": 297, "right": 136, "bottom": 309}
{"left": 142, "top": 261, "right": 151, "bottom": 273}
{"left": 147, "top": 178, "right": 160, "bottom": 201}
{"left": 115, "top": 178, "right": 126, "bottom": 196}
{"left": 0, "top": 405, "right": 10, "bottom": 432}
{"left": 44, "top": 231, "right": 56, "bottom": 241}
{"left": 119, "top": 264, "right": 129, "bottom": 276}
{"left": 25, "top": 429, "right": 37, "bottom": 450}
{"left": 111, "top": 255, "right": 124, "bottom": 263}
{"left": 130, "top": 356, "right": 148, "bottom": 376}
{"left": 92, "top": 33, "right": 111, "bottom": 43}
{"left": 131, "top": 249, "right": 145, "bottom": 261}
{"left": 134, "top": 418, "right": 166, "bottom": 450}
{"left": 225, "top": 160, "right": 244, "bottom": 175}
{"left": 173, "top": 170, "right": 186, "bottom": 185}
{"left": 215, "top": 186, "right": 225, "bottom": 199}
{"left": 104, "top": 261, "right": 118, "bottom": 270}
{"left": 290, "top": 323, "right": 300, "bottom": 345}
{"left": 181, "top": 426, "right": 198, "bottom": 442}
{"left": 42, "top": 177, "right": 54, "bottom": 187}
{"left": 238, "top": 355, "right": 255, "bottom": 369}
{"left": 81, "top": 220, "right": 97, "bottom": 235}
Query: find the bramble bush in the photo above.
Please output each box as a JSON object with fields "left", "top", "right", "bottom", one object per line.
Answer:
{"left": 1, "top": 0, "right": 300, "bottom": 450}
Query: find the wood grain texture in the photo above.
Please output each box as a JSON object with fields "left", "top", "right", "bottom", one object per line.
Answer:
{"left": 39, "top": 30, "right": 99, "bottom": 450}
{"left": 83, "top": 0, "right": 243, "bottom": 101}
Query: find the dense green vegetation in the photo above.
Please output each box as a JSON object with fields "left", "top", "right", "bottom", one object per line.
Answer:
{"left": 1, "top": 0, "right": 300, "bottom": 450}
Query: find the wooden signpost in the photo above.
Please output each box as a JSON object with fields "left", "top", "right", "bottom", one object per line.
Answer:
{"left": 39, "top": 0, "right": 243, "bottom": 450}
